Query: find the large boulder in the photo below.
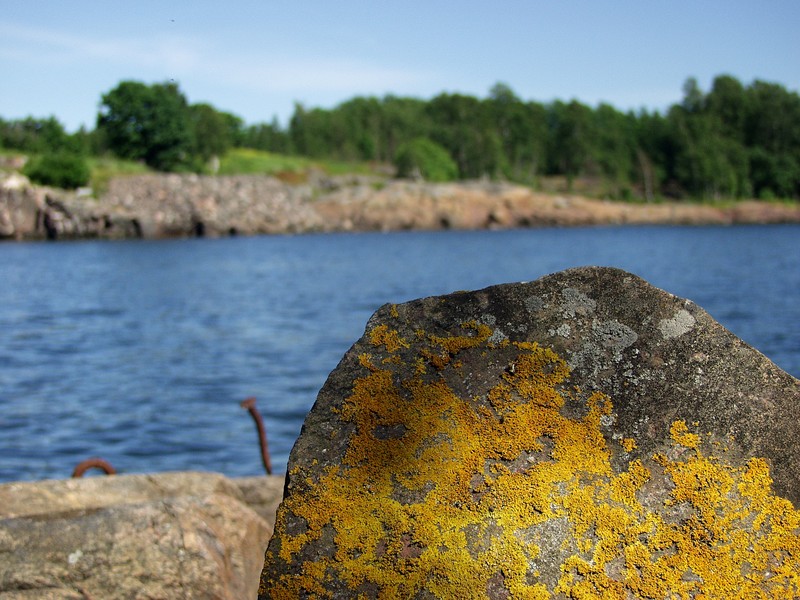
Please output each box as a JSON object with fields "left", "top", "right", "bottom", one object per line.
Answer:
{"left": 0, "top": 471, "right": 274, "bottom": 599}
{"left": 259, "top": 266, "right": 800, "bottom": 598}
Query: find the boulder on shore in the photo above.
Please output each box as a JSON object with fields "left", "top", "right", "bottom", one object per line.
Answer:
{"left": 0, "top": 471, "right": 283, "bottom": 600}
{"left": 259, "top": 266, "right": 800, "bottom": 599}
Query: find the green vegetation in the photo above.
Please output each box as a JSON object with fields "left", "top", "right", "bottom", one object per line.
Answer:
{"left": 217, "top": 147, "right": 317, "bottom": 176}
{"left": 1, "top": 74, "right": 799, "bottom": 200}
{"left": 23, "top": 152, "right": 90, "bottom": 189}
{"left": 85, "top": 155, "right": 152, "bottom": 196}
{"left": 217, "top": 148, "right": 375, "bottom": 180}
{"left": 394, "top": 137, "right": 459, "bottom": 182}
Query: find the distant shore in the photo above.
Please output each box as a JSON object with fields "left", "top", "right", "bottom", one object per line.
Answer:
{"left": 2, "top": 173, "right": 800, "bottom": 241}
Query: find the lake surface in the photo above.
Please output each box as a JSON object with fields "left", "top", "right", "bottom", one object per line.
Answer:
{"left": 1, "top": 225, "right": 798, "bottom": 482}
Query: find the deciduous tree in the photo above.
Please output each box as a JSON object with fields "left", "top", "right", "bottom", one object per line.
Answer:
{"left": 97, "top": 81, "right": 193, "bottom": 171}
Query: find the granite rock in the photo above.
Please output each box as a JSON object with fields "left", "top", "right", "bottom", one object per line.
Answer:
{"left": 0, "top": 471, "right": 276, "bottom": 600}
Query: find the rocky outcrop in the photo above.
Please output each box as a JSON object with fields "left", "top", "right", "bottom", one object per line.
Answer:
{"left": 99, "top": 174, "right": 325, "bottom": 238}
{"left": 3, "top": 173, "right": 799, "bottom": 241}
{"left": 0, "top": 471, "right": 284, "bottom": 600}
{"left": 259, "top": 266, "right": 800, "bottom": 598}
{"left": 0, "top": 174, "right": 140, "bottom": 240}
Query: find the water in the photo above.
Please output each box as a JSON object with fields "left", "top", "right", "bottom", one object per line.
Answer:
{"left": 1, "top": 225, "right": 798, "bottom": 482}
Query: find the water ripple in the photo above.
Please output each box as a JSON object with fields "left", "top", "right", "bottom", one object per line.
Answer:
{"left": 1, "top": 226, "right": 798, "bottom": 482}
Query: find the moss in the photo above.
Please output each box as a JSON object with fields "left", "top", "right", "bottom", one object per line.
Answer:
{"left": 267, "top": 322, "right": 800, "bottom": 598}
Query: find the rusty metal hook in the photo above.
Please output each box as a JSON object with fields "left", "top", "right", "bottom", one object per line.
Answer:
{"left": 72, "top": 457, "right": 116, "bottom": 478}
{"left": 240, "top": 397, "right": 273, "bottom": 475}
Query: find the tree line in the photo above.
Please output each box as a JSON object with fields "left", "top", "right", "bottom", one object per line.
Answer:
{"left": 1, "top": 75, "right": 798, "bottom": 200}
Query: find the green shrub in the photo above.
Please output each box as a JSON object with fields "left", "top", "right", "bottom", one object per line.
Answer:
{"left": 24, "top": 152, "right": 91, "bottom": 189}
{"left": 394, "top": 138, "right": 458, "bottom": 182}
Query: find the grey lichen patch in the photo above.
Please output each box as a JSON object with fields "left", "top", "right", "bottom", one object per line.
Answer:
{"left": 524, "top": 295, "right": 545, "bottom": 314}
{"left": 479, "top": 314, "right": 497, "bottom": 326}
{"left": 658, "top": 309, "right": 696, "bottom": 339}
{"left": 593, "top": 320, "right": 638, "bottom": 351}
{"left": 560, "top": 288, "right": 596, "bottom": 317}
{"left": 488, "top": 328, "right": 508, "bottom": 344}
{"left": 480, "top": 314, "right": 509, "bottom": 344}
{"left": 566, "top": 342, "right": 604, "bottom": 376}
{"left": 549, "top": 323, "right": 571, "bottom": 338}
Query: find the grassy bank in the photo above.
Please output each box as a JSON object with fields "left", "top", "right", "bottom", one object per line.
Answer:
{"left": 216, "top": 148, "right": 381, "bottom": 180}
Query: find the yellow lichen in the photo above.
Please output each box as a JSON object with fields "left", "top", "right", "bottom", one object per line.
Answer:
{"left": 670, "top": 419, "right": 701, "bottom": 450}
{"left": 369, "top": 323, "right": 409, "bottom": 353}
{"left": 267, "top": 321, "right": 800, "bottom": 599}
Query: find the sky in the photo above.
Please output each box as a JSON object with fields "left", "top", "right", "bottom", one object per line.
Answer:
{"left": 1, "top": 0, "right": 799, "bottom": 132}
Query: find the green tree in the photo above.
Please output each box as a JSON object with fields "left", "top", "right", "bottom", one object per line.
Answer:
{"left": 669, "top": 102, "right": 749, "bottom": 199}
{"left": 547, "top": 100, "right": 594, "bottom": 189}
{"left": 243, "top": 118, "right": 290, "bottom": 153}
{"left": 97, "top": 80, "right": 193, "bottom": 171}
{"left": 706, "top": 74, "right": 748, "bottom": 142}
{"left": 634, "top": 109, "right": 673, "bottom": 200}
{"left": 0, "top": 116, "right": 71, "bottom": 153}
{"left": 744, "top": 80, "right": 800, "bottom": 197}
{"left": 591, "top": 104, "right": 637, "bottom": 196}
{"left": 337, "top": 96, "right": 384, "bottom": 161}
{"left": 394, "top": 137, "right": 458, "bottom": 181}
{"left": 426, "top": 93, "right": 505, "bottom": 178}
{"left": 189, "top": 103, "right": 232, "bottom": 164}
{"left": 219, "top": 111, "right": 246, "bottom": 148}
{"left": 486, "top": 83, "right": 547, "bottom": 183}
{"left": 289, "top": 103, "right": 338, "bottom": 158}
{"left": 379, "top": 96, "right": 430, "bottom": 162}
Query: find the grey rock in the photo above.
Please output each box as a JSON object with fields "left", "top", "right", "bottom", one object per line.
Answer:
{"left": 259, "top": 266, "right": 800, "bottom": 598}
{"left": 99, "top": 174, "right": 325, "bottom": 238}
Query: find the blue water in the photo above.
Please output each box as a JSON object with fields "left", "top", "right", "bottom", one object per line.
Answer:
{"left": 1, "top": 225, "right": 798, "bottom": 482}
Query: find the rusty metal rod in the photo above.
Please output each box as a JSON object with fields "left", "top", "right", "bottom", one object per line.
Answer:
{"left": 72, "top": 457, "right": 116, "bottom": 478}
{"left": 240, "top": 396, "right": 273, "bottom": 475}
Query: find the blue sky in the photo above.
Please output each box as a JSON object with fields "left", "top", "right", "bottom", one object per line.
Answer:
{"left": 1, "top": 0, "right": 798, "bottom": 132}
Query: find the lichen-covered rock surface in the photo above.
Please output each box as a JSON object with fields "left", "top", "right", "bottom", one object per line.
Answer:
{"left": 259, "top": 266, "right": 800, "bottom": 599}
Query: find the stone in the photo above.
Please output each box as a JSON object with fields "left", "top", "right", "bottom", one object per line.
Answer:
{"left": 0, "top": 178, "right": 40, "bottom": 239}
{"left": 0, "top": 471, "right": 273, "bottom": 600}
{"left": 259, "top": 266, "right": 800, "bottom": 598}
{"left": 232, "top": 475, "right": 286, "bottom": 530}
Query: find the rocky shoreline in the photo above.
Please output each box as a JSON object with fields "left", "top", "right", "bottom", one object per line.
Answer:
{"left": 2, "top": 172, "right": 800, "bottom": 241}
